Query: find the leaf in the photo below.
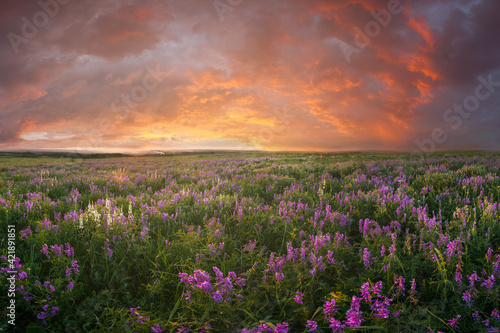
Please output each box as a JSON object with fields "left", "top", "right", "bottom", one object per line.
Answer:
{"left": 121, "top": 317, "right": 132, "bottom": 333}
{"left": 168, "top": 295, "right": 182, "bottom": 323}
{"left": 26, "top": 323, "right": 46, "bottom": 333}
{"left": 200, "top": 299, "right": 213, "bottom": 323}
{"left": 311, "top": 306, "right": 322, "bottom": 320}
{"left": 243, "top": 309, "right": 259, "bottom": 323}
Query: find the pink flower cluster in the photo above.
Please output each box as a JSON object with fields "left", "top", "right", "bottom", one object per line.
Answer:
{"left": 179, "top": 267, "right": 245, "bottom": 304}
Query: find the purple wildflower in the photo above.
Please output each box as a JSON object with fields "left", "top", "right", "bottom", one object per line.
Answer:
{"left": 256, "top": 324, "right": 273, "bottom": 333}
{"left": 447, "top": 315, "right": 460, "bottom": 330}
{"left": 492, "top": 309, "right": 500, "bottom": 321}
{"left": 20, "top": 226, "right": 32, "bottom": 239}
{"left": 72, "top": 260, "right": 80, "bottom": 274}
{"left": 41, "top": 244, "right": 50, "bottom": 259}
{"left": 468, "top": 271, "right": 480, "bottom": 289}
{"left": 176, "top": 324, "right": 192, "bottom": 333}
{"left": 362, "top": 248, "right": 372, "bottom": 270}
{"left": 481, "top": 275, "right": 495, "bottom": 293}
{"left": 410, "top": 278, "right": 416, "bottom": 296}
{"left": 372, "top": 281, "right": 383, "bottom": 298}
{"left": 344, "top": 296, "right": 363, "bottom": 327}
{"left": 329, "top": 318, "right": 346, "bottom": 333}
{"left": 212, "top": 290, "right": 223, "bottom": 304}
{"left": 64, "top": 243, "right": 74, "bottom": 257}
{"left": 371, "top": 296, "right": 392, "bottom": 318}
{"left": 323, "top": 299, "right": 338, "bottom": 319}
{"left": 21, "top": 290, "right": 32, "bottom": 301}
{"left": 51, "top": 244, "right": 62, "bottom": 257}
{"left": 462, "top": 290, "right": 473, "bottom": 307}
{"left": 360, "top": 282, "right": 371, "bottom": 302}
{"left": 454, "top": 263, "right": 463, "bottom": 289}
{"left": 182, "top": 291, "right": 191, "bottom": 302}
{"left": 235, "top": 277, "right": 246, "bottom": 288}
{"left": 37, "top": 305, "right": 59, "bottom": 320}
{"left": 294, "top": 291, "right": 303, "bottom": 304}
{"left": 37, "top": 311, "right": 49, "bottom": 320}
{"left": 151, "top": 324, "right": 164, "bottom": 333}
{"left": 200, "top": 281, "right": 213, "bottom": 294}
{"left": 306, "top": 320, "right": 318, "bottom": 332}
{"left": 493, "top": 255, "right": 500, "bottom": 277}
{"left": 393, "top": 275, "right": 405, "bottom": 297}
{"left": 487, "top": 248, "right": 493, "bottom": 262}
{"left": 274, "top": 322, "right": 289, "bottom": 333}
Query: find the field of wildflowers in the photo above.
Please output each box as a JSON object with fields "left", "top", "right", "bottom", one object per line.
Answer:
{"left": 1, "top": 152, "right": 500, "bottom": 332}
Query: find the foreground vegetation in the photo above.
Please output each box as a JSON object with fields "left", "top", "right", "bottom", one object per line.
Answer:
{"left": 1, "top": 151, "right": 500, "bottom": 332}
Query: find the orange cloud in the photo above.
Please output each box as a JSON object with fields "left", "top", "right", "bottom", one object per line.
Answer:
{"left": 406, "top": 54, "right": 440, "bottom": 81}
{"left": 408, "top": 14, "right": 435, "bottom": 52}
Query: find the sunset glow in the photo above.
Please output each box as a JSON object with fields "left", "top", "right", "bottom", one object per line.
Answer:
{"left": 1, "top": 0, "right": 499, "bottom": 152}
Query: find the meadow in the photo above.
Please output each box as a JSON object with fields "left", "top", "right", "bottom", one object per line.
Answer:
{"left": 1, "top": 151, "right": 500, "bottom": 332}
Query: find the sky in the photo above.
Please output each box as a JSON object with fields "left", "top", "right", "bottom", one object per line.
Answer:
{"left": 0, "top": 0, "right": 499, "bottom": 153}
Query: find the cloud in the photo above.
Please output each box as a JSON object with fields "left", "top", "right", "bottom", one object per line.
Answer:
{"left": 0, "top": 0, "right": 498, "bottom": 151}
